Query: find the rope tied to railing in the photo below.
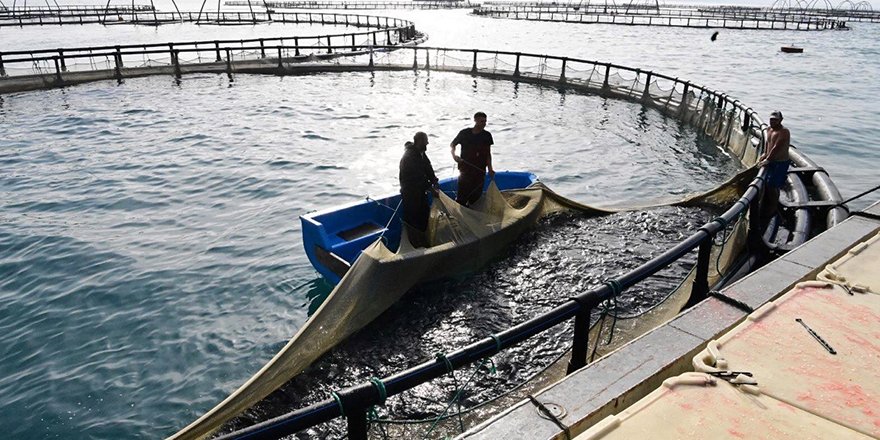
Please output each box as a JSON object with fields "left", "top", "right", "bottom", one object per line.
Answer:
{"left": 435, "top": 352, "right": 455, "bottom": 374}
{"left": 490, "top": 334, "right": 503, "bottom": 354}
{"left": 422, "top": 357, "right": 492, "bottom": 439}
{"left": 370, "top": 377, "right": 388, "bottom": 405}
{"left": 331, "top": 391, "right": 346, "bottom": 418}
{"left": 603, "top": 279, "right": 622, "bottom": 297}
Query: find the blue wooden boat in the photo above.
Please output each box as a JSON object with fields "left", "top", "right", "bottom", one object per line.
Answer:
{"left": 301, "top": 171, "right": 538, "bottom": 284}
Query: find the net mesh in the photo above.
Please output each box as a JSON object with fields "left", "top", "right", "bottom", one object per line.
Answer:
{"left": 169, "top": 163, "right": 759, "bottom": 440}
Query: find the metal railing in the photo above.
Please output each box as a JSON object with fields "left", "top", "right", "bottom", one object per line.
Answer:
{"left": 473, "top": 6, "right": 848, "bottom": 30}
{"left": 0, "top": 9, "right": 415, "bottom": 27}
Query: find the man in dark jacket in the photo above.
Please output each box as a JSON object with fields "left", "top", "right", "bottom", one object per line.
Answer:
{"left": 399, "top": 131, "right": 439, "bottom": 248}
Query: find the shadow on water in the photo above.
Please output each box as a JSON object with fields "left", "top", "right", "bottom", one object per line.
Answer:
{"left": 305, "top": 278, "right": 333, "bottom": 317}
{"left": 222, "top": 204, "right": 719, "bottom": 438}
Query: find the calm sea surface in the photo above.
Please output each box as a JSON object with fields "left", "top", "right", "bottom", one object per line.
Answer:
{"left": 0, "top": 2, "right": 878, "bottom": 439}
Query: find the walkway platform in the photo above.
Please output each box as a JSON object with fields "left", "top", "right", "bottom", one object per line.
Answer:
{"left": 459, "top": 201, "right": 880, "bottom": 440}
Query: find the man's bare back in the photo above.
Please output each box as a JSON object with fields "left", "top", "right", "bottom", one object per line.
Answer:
{"left": 763, "top": 125, "right": 791, "bottom": 162}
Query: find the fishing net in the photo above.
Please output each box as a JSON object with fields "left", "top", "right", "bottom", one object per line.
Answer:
{"left": 168, "top": 57, "right": 765, "bottom": 440}
{"left": 169, "top": 161, "right": 757, "bottom": 439}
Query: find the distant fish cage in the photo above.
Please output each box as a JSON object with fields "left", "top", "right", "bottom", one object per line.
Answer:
{"left": 482, "top": 0, "right": 877, "bottom": 23}
{"left": 472, "top": 5, "right": 848, "bottom": 30}
{"left": 0, "top": 9, "right": 414, "bottom": 27}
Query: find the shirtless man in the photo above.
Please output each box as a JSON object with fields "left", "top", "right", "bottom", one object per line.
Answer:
{"left": 758, "top": 110, "right": 791, "bottom": 224}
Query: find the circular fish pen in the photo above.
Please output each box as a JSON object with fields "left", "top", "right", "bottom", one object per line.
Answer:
{"left": 0, "top": 13, "right": 852, "bottom": 440}
{"left": 472, "top": 5, "right": 849, "bottom": 30}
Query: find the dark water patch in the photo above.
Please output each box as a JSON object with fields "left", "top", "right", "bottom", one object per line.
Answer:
{"left": 301, "top": 132, "right": 334, "bottom": 141}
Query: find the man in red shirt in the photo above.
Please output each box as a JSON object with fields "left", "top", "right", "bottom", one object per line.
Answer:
{"left": 450, "top": 112, "right": 495, "bottom": 207}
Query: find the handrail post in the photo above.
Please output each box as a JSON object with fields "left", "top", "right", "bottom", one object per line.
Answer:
{"left": 114, "top": 46, "right": 123, "bottom": 81}
{"left": 689, "top": 237, "right": 712, "bottom": 304}
{"left": 643, "top": 71, "right": 652, "bottom": 99}
{"left": 472, "top": 49, "right": 477, "bottom": 73}
{"left": 412, "top": 48, "right": 418, "bottom": 70}
{"left": 351, "top": 34, "right": 356, "bottom": 52}
{"left": 0, "top": 53, "right": 5, "bottom": 77}
{"left": 214, "top": 40, "right": 221, "bottom": 62}
{"left": 425, "top": 49, "right": 430, "bottom": 70}
{"left": 327, "top": 36, "right": 333, "bottom": 54}
{"left": 747, "top": 180, "right": 763, "bottom": 248}
{"left": 559, "top": 58, "right": 566, "bottom": 83}
{"left": 259, "top": 39, "right": 266, "bottom": 58}
{"left": 277, "top": 46, "right": 283, "bottom": 69}
{"left": 681, "top": 82, "right": 690, "bottom": 106}
{"left": 225, "top": 48, "right": 232, "bottom": 79}
{"left": 53, "top": 56, "right": 63, "bottom": 83}
{"left": 58, "top": 49, "right": 66, "bottom": 71}
{"left": 347, "top": 408, "right": 368, "bottom": 440}
{"left": 567, "top": 305, "right": 592, "bottom": 373}
{"left": 514, "top": 53, "right": 520, "bottom": 76}
{"left": 602, "top": 64, "right": 610, "bottom": 89}
{"left": 294, "top": 37, "right": 300, "bottom": 56}
{"left": 372, "top": 32, "right": 377, "bottom": 46}
{"left": 172, "top": 49, "right": 181, "bottom": 79}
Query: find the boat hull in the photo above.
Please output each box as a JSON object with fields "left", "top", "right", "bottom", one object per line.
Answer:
{"left": 301, "top": 171, "right": 538, "bottom": 284}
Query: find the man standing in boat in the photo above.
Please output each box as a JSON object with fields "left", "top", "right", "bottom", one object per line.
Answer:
{"left": 758, "top": 110, "right": 791, "bottom": 224}
{"left": 450, "top": 112, "right": 495, "bottom": 207}
{"left": 400, "top": 131, "right": 439, "bottom": 248}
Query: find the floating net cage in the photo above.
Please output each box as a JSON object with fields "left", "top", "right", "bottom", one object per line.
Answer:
{"left": 0, "top": 39, "right": 844, "bottom": 439}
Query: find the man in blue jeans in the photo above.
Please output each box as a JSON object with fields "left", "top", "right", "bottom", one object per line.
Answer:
{"left": 758, "top": 110, "right": 791, "bottom": 225}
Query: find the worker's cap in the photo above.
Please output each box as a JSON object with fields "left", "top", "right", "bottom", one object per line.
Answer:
{"left": 769, "top": 110, "right": 783, "bottom": 121}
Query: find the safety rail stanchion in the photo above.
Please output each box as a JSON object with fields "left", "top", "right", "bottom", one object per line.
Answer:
{"left": 566, "top": 301, "right": 595, "bottom": 373}
{"left": 0, "top": 53, "right": 5, "bottom": 76}
{"left": 603, "top": 64, "right": 610, "bottom": 89}
{"left": 559, "top": 57, "right": 566, "bottom": 82}
{"left": 114, "top": 46, "right": 122, "bottom": 81}
{"left": 690, "top": 232, "right": 714, "bottom": 302}
{"left": 514, "top": 53, "right": 520, "bottom": 76}
{"left": 52, "top": 56, "right": 62, "bottom": 82}
{"left": 172, "top": 49, "right": 181, "bottom": 78}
